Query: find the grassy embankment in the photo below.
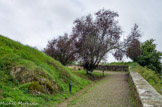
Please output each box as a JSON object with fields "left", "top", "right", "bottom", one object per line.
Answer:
{"left": 0, "top": 35, "right": 92, "bottom": 107}
{"left": 109, "top": 62, "right": 162, "bottom": 94}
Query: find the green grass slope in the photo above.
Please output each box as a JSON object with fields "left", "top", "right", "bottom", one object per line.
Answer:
{"left": 0, "top": 35, "right": 90, "bottom": 106}
{"left": 129, "top": 63, "right": 162, "bottom": 94}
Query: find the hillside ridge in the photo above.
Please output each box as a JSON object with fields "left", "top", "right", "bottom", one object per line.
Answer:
{"left": 0, "top": 35, "right": 90, "bottom": 106}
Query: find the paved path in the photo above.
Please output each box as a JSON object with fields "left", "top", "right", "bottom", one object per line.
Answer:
{"left": 68, "top": 72, "right": 134, "bottom": 107}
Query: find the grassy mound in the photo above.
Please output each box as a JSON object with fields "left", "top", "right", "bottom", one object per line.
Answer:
{"left": 0, "top": 35, "right": 90, "bottom": 106}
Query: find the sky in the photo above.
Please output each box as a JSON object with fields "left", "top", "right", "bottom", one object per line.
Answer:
{"left": 0, "top": 0, "right": 162, "bottom": 62}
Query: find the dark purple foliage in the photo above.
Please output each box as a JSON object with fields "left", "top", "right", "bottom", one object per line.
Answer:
{"left": 44, "top": 33, "right": 77, "bottom": 65}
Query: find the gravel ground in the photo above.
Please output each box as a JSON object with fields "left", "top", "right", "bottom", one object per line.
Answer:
{"left": 68, "top": 72, "right": 134, "bottom": 107}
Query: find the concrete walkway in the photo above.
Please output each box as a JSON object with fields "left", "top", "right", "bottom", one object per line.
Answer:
{"left": 68, "top": 72, "right": 135, "bottom": 107}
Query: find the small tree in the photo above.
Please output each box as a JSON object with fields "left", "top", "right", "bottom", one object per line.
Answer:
{"left": 126, "top": 24, "right": 142, "bottom": 61}
{"left": 44, "top": 33, "right": 77, "bottom": 65}
{"left": 137, "top": 39, "right": 162, "bottom": 74}
{"left": 72, "top": 9, "right": 123, "bottom": 72}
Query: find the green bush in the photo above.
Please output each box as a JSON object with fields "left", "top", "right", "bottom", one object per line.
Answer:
{"left": 137, "top": 39, "right": 162, "bottom": 74}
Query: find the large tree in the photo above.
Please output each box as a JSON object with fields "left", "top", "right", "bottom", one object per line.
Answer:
{"left": 72, "top": 9, "right": 123, "bottom": 72}
{"left": 126, "top": 24, "right": 142, "bottom": 61}
{"left": 44, "top": 33, "right": 77, "bottom": 65}
{"left": 137, "top": 39, "right": 162, "bottom": 74}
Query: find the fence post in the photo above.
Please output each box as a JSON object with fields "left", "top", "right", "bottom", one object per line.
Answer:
{"left": 69, "top": 83, "right": 72, "bottom": 94}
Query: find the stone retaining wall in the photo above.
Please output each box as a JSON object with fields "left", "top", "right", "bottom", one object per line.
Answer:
{"left": 96, "top": 65, "right": 129, "bottom": 72}
{"left": 129, "top": 71, "right": 162, "bottom": 107}
{"left": 67, "top": 65, "right": 129, "bottom": 71}
{"left": 66, "top": 65, "right": 83, "bottom": 70}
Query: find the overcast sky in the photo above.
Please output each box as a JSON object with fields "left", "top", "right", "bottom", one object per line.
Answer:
{"left": 0, "top": 0, "right": 162, "bottom": 62}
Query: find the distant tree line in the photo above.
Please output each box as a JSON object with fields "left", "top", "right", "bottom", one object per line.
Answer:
{"left": 44, "top": 9, "right": 162, "bottom": 74}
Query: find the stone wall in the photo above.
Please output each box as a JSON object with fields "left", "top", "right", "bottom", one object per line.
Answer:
{"left": 66, "top": 65, "right": 83, "bottom": 70}
{"left": 96, "top": 65, "right": 129, "bottom": 72}
{"left": 67, "top": 65, "right": 129, "bottom": 71}
{"left": 129, "top": 71, "right": 162, "bottom": 107}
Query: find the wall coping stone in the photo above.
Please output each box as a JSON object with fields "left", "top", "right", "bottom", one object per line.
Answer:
{"left": 129, "top": 71, "right": 162, "bottom": 107}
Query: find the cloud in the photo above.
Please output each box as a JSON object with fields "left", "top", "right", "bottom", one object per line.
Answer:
{"left": 0, "top": 0, "right": 161, "bottom": 62}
